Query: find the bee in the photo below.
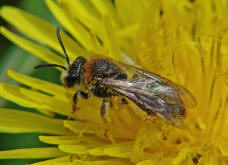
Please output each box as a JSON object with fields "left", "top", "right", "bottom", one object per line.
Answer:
{"left": 34, "top": 28, "right": 197, "bottom": 128}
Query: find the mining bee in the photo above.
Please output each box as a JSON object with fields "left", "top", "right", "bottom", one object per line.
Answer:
{"left": 34, "top": 28, "right": 197, "bottom": 128}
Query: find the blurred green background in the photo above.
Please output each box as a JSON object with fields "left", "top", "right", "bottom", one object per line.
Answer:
{"left": 0, "top": 1, "right": 61, "bottom": 164}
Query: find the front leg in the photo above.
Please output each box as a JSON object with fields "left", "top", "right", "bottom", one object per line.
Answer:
{"left": 72, "top": 91, "right": 89, "bottom": 113}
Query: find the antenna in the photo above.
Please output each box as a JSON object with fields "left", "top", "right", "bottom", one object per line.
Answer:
{"left": 57, "top": 27, "right": 70, "bottom": 66}
{"left": 34, "top": 64, "right": 66, "bottom": 70}
{"left": 33, "top": 27, "right": 70, "bottom": 71}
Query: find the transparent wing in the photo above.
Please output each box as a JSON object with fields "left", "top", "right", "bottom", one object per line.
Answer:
{"left": 117, "top": 62, "right": 197, "bottom": 108}
{"left": 103, "top": 78, "right": 186, "bottom": 128}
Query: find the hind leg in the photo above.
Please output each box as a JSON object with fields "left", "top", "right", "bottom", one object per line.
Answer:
{"left": 100, "top": 98, "right": 115, "bottom": 142}
{"left": 120, "top": 97, "right": 128, "bottom": 104}
{"left": 100, "top": 98, "right": 112, "bottom": 123}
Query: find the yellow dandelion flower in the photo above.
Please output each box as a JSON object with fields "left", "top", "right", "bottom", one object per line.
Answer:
{"left": 1, "top": 0, "right": 228, "bottom": 165}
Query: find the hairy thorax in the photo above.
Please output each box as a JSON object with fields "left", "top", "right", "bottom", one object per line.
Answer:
{"left": 82, "top": 56, "right": 127, "bottom": 98}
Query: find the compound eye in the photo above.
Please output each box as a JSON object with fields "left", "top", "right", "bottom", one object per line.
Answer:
{"left": 64, "top": 74, "right": 80, "bottom": 88}
{"left": 63, "top": 56, "right": 86, "bottom": 88}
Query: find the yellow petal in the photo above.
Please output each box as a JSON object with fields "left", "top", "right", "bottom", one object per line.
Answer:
{"left": 32, "top": 155, "right": 72, "bottom": 165}
{"left": 132, "top": 0, "right": 160, "bottom": 66}
{"left": 0, "top": 83, "right": 43, "bottom": 109}
{"left": 0, "top": 27, "right": 65, "bottom": 67}
{"left": 46, "top": 0, "right": 93, "bottom": 52}
{"left": 89, "top": 143, "right": 132, "bottom": 158}
{"left": 74, "top": 159, "right": 132, "bottom": 165}
{"left": 39, "top": 136, "right": 78, "bottom": 145}
{"left": 64, "top": 0, "right": 103, "bottom": 38}
{"left": 216, "top": 139, "right": 228, "bottom": 156}
{"left": 7, "top": 70, "right": 69, "bottom": 101}
{"left": 103, "top": 15, "right": 122, "bottom": 60}
{"left": 200, "top": 152, "right": 220, "bottom": 165}
{"left": 0, "top": 6, "right": 86, "bottom": 59}
{"left": 90, "top": 0, "right": 122, "bottom": 29}
{"left": 59, "top": 142, "right": 132, "bottom": 158}
{"left": 64, "top": 120, "right": 105, "bottom": 137}
{"left": 40, "top": 135, "right": 108, "bottom": 146}
{"left": 116, "top": 24, "right": 139, "bottom": 39}
{"left": 115, "top": 0, "right": 145, "bottom": 25}
{"left": 0, "top": 82, "right": 69, "bottom": 116}
{"left": 20, "top": 88, "right": 71, "bottom": 116}
{"left": 65, "top": 106, "right": 139, "bottom": 139}
{"left": 0, "top": 108, "right": 68, "bottom": 135}
{"left": 89, "top": 31, "right": 106, "bottom": 55}
{"left": 0, "top": 147, "right": 66, "bottom": 159}
{"left": 130, "top": 122, "right": 162, "bottom": 163}
{"left": 172, "top": 147, "right": 193, "bottom": 165}
{"left": 136, "top": 159, "right": 159, "bottom": 165}
{"left": 59, "top": 144, "right": 90, "bottom": 155}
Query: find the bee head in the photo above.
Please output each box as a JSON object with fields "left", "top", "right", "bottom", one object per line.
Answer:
{"left": 34, "top": 28, "right": 86, "bottom": 88}
{"left": 63, "top": 56, "right": 86, "bottom": 88}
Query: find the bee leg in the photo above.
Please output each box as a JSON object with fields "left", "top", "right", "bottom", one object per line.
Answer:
{"left": 100, "top": 98, "right": 110, "bottom": 124}
{"left": 101, "top": 99, "right": 109, "bottom": 138}
{"left": 109, "top": 99, "right": 113, "bottom": 107}
{"left": 72, "top": 91, "right": 89, "bottom": 114}
{"left": 132, "top": 73, "right": 139, "bottom": 79}
{"left": 120, "top": 97, "right": 128, "bottom": 104}
{"left": 100, "top": 99, "right": 116, "bottom": 143}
